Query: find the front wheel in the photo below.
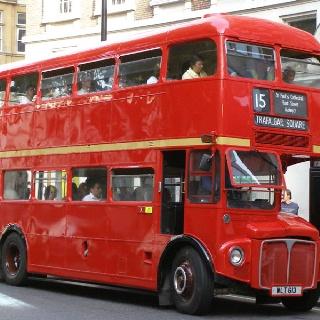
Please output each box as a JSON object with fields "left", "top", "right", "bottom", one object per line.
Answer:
{"left": 282, "top": 285, "right": 320, "bottom": 312}
{"left": 171, "top": 246, "right": 214, "bottom": 315}
{"left": 1, "top": 233, "right": 28, "bottom": 286}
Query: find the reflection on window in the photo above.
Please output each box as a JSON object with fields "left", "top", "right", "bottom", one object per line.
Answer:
{"left": 0, "top": 79, "right": 6, "bottom": 107}
{"left": 78, "top": 59, "right": 115, "bottom": 95}
{"left": 35, "top": 170, "right": 66, "bottom": 200}
{"left": 4, "top": 170, "right": 31, "bottom": 200}
{"left": 112, "top": 168, "right": 154, "bottom": 201}
{"left": 226, "top": 41, "right": 275, "bottom": 80}
{"left": 119, "top": 50, "right": 161, "bottom": 87}
{"left": 72, "top": 167, "right": 107, "bottom": 201}
{"left": 281, "top": 50, "right": 320, "bottom": 88}
{"left": 41, "top": 67, "right": 74, "bottom": 100}
{"left": 9, "top": 72, "right": 38, "bottom": 105}
{"left": 167, "top": 39, "right": 217, "bottom": 80}
{"left": 227, "top": 150, "right": 280, "bottom": 186}
{"left": 188, "top": 150, "right": 220, "bottom": 203}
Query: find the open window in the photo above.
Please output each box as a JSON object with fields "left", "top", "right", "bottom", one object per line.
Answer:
{"left": 119, "top": 49, "right": 161, "bottom": 87}
{"left": 188, "top": 150, "right": 220, "bottom": 203}
{"left": 167, "top": 39, "right": 217, "bottom": 80}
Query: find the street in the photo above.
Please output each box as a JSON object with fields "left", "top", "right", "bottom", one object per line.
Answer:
{"left": 0, "top": 278, "right": 319, "bottom": 320}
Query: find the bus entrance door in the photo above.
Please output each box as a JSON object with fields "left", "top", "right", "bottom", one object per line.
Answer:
{"left": 310, "top": 165, "right": 320, "bottom": 231}
{"left": 161, "top": 151, "right": 185, "bottom": 235}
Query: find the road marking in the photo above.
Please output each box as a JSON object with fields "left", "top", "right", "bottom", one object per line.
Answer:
{"left": 0, "top": 293, "right": 34, "bottom": 308}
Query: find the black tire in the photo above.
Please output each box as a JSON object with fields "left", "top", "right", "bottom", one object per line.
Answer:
{"left": 1, "top": 233, "right": 28, "bottom": 286}
{"left": 171, "top": 246, "right": 214, "bottom": 315}
{"left": 282, "top": 285, "right": 320, "bottom": 312}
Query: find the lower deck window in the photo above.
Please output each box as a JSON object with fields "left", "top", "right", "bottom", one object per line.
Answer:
{"left": 4, "top": 170, "right": 31, "bottom": 200}
{"left": 112, "top": 168, "right": 154, "bottom": 201}
{"left": 72, "top": 167, "right": 107, "bottom": 201}
{"left": 35, "top": 170, "right": 67, "bottom": 201}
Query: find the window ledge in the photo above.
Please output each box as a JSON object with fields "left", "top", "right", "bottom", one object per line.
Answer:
{"left": 42, "top": 14, "right": 80, "bottom": 24}
{"left": 150, "top": 0, "right": 184, "bottom": 7}
{"left": 93, "top": 2, "right": 135, "bottom": 16}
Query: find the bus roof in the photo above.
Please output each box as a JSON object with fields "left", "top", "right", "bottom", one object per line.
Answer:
{"left": 0, "top": 14, "right": 319, "bottom": 75}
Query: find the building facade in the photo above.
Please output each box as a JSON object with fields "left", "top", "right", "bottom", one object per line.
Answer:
{"left": 0, "top": 0, "right": 26, "bottom": 64}
{"left": 25, "top": 0, "right": 320, "bottom": 60}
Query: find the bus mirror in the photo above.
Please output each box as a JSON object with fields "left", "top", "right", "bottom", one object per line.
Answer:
{"left": 199, "top": 154, "right": 213, "bottom": 171}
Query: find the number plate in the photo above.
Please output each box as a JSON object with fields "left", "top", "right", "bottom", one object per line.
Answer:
{"left": 271, "top": 286, "right": 302, "bottom": 296}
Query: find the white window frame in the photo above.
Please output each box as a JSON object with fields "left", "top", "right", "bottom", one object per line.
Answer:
{"left": 16, "top": 28, "right": 26, "bottom": 53}
{"left": 0, "top": 11, "right": 3, "bottom": 52}
{"left": 42, "top": 0, "right": 80, "bottom": 23}
{"left": 94, "top": 0, "right": 135, "bottom": 16}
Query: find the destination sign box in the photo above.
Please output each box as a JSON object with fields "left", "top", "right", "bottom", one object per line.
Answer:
{"left": 274, "top": 91, "right": 307, "bottom": 118}
{"left": 254, "top": 115, "right": 307, "bottom": 131}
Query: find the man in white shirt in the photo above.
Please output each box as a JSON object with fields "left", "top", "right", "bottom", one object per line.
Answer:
{"left": 82, "top": 181, "right": 102, "bottom": 201}
{"left": 182, "top": 55, "right": 207, "bottom": 80}
{"left": 20, "top": 85, "right": 36, "bottom": 104}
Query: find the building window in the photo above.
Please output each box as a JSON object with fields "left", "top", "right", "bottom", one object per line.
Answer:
{"left": 282, "top": 12, "right": 317, "bottom": 35}
{"left": 60, "top": 0, "right": 72, "bottom": 14}
{"left": 0, "top": 11, "right": 3, "bottom": 52}
{"left": 17, "top": 12, "right": 26, "bottom": 53}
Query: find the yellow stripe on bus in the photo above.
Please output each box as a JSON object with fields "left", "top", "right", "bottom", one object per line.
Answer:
{"left": 0, "top": 136, "right": 250, "bottom": 159}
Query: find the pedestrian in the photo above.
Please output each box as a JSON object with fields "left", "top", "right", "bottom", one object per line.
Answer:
{"left": 281, "top": 189, "right": 299, "bottom": 214}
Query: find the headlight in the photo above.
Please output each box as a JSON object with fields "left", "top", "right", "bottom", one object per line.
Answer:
{"left": 229, "top": 247, "right": 244, "bottom": 266}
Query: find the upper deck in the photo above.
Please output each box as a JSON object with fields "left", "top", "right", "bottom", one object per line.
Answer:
{"left": 0, "top": 14, "right": 319, "bottom": 164}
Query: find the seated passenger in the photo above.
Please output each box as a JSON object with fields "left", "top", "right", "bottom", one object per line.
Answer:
{"left": 20, "top": 85, "right": 36, "bottom": 104}
{"left": 44, "top": 185, "right": 57, "bottom": 200}
{"left": 147, "top": 63, "right": 160, "bottom": 84}
{"left": 282, "top": 66, "right": 296, "bottom": 83}
{"left": 182, "top": 55, "right": 208, "bottom": 80}
{"left": 82, "top": 180, "right": 102, "bottom": 201}
{"left": 78, "top": 75, "right": 93, "bottom": 95}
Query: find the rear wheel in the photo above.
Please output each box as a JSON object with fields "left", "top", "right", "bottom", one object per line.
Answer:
{"left": 282, "top": 286, "right": 320, "bottom": 312}
{"left": 1, "top": 233, "right": 27, "bottom": 286}
{"left": 171, "top": 246, "right": 213, "bottom": 315}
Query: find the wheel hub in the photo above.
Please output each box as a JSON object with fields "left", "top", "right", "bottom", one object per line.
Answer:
{"left": 174, "top": 261, "right": 193, "bottom": 298}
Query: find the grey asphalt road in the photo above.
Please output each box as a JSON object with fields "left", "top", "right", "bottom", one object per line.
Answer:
{"left": 0, "top": 278, "right": 319, "bottom": 320}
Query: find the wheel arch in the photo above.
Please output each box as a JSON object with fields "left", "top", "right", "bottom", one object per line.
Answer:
{"left": 157, "top": 235, "right": 214, "bottom": 305}
{"left": 0, "top": 224, "right": 27, "bottom": 258}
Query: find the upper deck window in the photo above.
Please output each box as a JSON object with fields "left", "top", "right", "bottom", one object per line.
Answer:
{"left": 281, "top": 50, "right": 320, "bottom": 88}
{"left": 0, "top": 79, "right": 6, "bottom": 107}
{"left": 9, "top": 73, "right": 38, "bottom": 105}
{"left": 77, "top": 59, "right": 115, "bottom": 95}
{"left": 41, "top": 67, "right": 74, "bottom": 100}
{"left": 119, "top": 49, "right": 161, "bottom": 87}
{"left": 167, "top": 39, "right": 216, "bottom": 80}
{"left": 226, "top": 41, "right": 275, "bottom": 81}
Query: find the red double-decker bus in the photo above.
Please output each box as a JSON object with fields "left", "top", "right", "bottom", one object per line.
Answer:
{"left": 0, "top": 14, "right": 319, "bottom": 315}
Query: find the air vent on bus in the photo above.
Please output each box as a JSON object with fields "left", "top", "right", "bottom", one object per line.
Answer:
{"left": 255, "top": 131, "right": 309, "bottom": 148}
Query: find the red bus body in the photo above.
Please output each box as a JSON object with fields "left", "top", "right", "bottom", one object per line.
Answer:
{"left": 0, "top": 14, "right": 319, "bottom": 314}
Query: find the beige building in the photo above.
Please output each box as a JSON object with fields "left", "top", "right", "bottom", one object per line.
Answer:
{"left": 24, "top": 0, "right": 320, "bottom": 60}
{"left": 0, "top": 0, "right": 26, "bottom": 64}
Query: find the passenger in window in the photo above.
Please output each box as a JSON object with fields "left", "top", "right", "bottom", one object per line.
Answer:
{"left": 78, "top": 75, "right": 93, "bottom": 95}
{"left": 44, "top": 185, "right": 58, "bottom": 200}
{"left": 82, "top": 180, "right": 102, "bottom": 201}
{"left": 20, "top": 85, "right": 36, "bottom": 104}
{"left": 147, "top": 63, "right": 160, "bottom": 84}
{"left": 282, "top": 66, "right": 296, "bottom": 83}
{"left": 182, "top": 55, "right": 207, "bottom": 80}
{"left": 4, "top": 172, "right": 19, "bottom": 200}
{"left": 78, "top": 182, "right": 88, "bottom": 200}
{"left": 248, "top": 60, "right": 269, "bottom": 80}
